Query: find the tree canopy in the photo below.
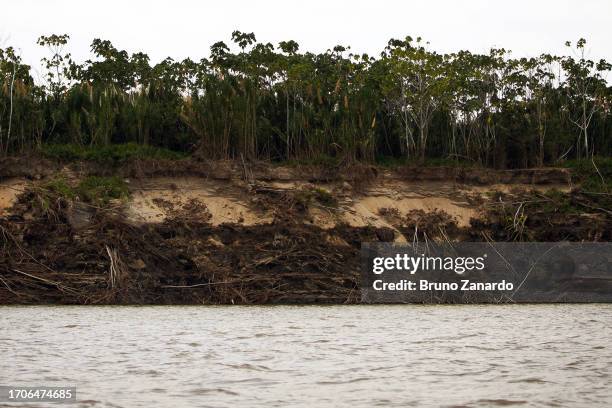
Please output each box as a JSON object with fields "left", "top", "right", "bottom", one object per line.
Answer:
{"left": 0, "top": 33, "right": 610, "bottom": 167}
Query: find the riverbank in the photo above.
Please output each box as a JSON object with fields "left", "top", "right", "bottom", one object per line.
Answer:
{"left": 0, "top": 156, "right": 610, "bottom": 304}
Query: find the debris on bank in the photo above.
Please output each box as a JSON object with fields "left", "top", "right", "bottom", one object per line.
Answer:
{"left": 0, "top": 159, "right": 608, "bottom": 304}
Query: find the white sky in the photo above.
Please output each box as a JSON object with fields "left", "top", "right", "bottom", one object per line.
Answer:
{"left": 2, "top": 0, "right": 611, "bottom": 81}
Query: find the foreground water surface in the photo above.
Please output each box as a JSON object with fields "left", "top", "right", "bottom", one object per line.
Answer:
{"left": 1, "top": 305, "right": 611, "bottom": 407}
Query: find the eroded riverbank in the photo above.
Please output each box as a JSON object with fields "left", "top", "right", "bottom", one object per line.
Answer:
{"left": 0, "top": 158, "right": 609, "bottom": 304}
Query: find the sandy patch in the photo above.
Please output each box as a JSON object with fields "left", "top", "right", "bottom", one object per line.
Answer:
{"left": 118, "top": 176, "right": 561, "bottom": 231}
{"left": 125, "top": 177, "right": 272, "bottom": 226}
{"left": 348, "top": 196, "right": 476, "bottom": 228}
{"left": 342, "top": 202, "right": 408, "bottom": 243}
{"left": 306, "top": 180, "right": 479, "bottom": 240}
{"left": 459, "top": 183, "right": 571, "bottom": 195}
{"left": 0, "top": 178, "right": 28, "bottom": 216}
{"left": 307, "top": 207, "right": 338, "bottom": 229}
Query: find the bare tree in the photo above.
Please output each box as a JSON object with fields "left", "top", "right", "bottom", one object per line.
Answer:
{"left": 562, "top": 39, "right": 611, "bottom": 159}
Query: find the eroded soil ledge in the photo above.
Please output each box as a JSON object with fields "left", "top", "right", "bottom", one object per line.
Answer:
{"left": 0, "top": 158, "right": 609, "bottom": 304}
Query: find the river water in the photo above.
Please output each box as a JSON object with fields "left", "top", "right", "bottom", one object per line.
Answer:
{"left": 1, "top": 305, "right": 611, "bottom": 407}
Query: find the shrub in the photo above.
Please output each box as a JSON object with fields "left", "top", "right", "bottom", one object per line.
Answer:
{"left": 41, "top": 143, "right": 186, "bottom": 165}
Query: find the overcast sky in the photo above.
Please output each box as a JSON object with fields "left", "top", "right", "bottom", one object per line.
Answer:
{"left": 2, "top": 0, "right": 611, "bottom": 80}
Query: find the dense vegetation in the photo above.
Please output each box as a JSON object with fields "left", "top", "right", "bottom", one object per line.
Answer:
{"left": 0, "top": 33, "right": 611, "bottom": 168}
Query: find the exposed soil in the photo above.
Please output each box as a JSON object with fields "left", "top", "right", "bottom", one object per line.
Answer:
{"left": 125, "top": 177, "right": 273, "bottom": 226}
{"left": 0, "top": 178, "right": 27, "bottom": 217}
{"left": 1, "top": 158, "right": 607, "bottom": 304}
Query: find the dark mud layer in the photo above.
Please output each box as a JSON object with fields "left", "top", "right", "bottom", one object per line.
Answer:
{"left": 0, "top": 197, "right": 374, "bottom": 304}
{"left": 1, "top": 193, "right": 609, "bottom": 305}
{"left": 0, "top": 155, "right": 572, "bottom": 184}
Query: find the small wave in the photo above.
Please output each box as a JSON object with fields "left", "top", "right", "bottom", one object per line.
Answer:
{"left": 316, "top": 377, "right": 371, "bottom": 385}
{"left": 475, "top": 399, "right": 527, "bottom": 406}
{"left": 509, "top": 377, "right": 549, "bottom": 384}
{"left": 190, "top": 387, "right": 239, "bottom": 396}
{"left": 225, "top": 363, "right": 271, "bottom": 371}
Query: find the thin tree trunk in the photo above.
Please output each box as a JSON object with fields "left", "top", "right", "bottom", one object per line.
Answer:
{"left": 6, "top": 61, "right": 17, "bottom": 154}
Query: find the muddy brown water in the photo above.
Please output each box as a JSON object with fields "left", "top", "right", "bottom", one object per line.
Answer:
{"left": 1, "top": 305, "right": 611, "bottom": 407}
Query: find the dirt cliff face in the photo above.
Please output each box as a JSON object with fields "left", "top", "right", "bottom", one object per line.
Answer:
{"left": 0, "top": 159, "right": 608, "bottom": 304}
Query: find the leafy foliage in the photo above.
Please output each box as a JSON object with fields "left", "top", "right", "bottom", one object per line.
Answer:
{"left": 41, "top": 143, "right": 186, "bottom": 164}
{"left": 41, "top": 176, "right": 129, "bottom": 206}
{"left": 39, "top": 176, "right": 129, "bottom": 207}
{"left": 0, "top": 34, "right": 611, "bottom": 168}
{"left": 563, "top": 157, "right": 612, "bottom": 192}
{"left": 76, "top": 176, "right": 129, "bottom": 205}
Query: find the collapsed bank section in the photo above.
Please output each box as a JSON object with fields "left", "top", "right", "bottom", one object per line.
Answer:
{"left": 0, "top": 158, "right": 610, "bottom": 304}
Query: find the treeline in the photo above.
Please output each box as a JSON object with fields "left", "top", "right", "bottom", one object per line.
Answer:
{"left": 0, "top": 32, "right": 611, "bottom": 167}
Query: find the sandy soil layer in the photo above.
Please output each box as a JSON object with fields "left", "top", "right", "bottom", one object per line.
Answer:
{"left": 0, "top": 179, "right": 27, "bottom": 216}
{"left": 0, "top": 170, "right": 571, "bottom": 247}
{"left": 125, "top": 177, "right": 273, "bottom": 226}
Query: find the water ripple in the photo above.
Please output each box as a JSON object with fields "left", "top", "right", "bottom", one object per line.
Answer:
{"left": 0, "top": 304, "right": 611, "bottom": 407}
